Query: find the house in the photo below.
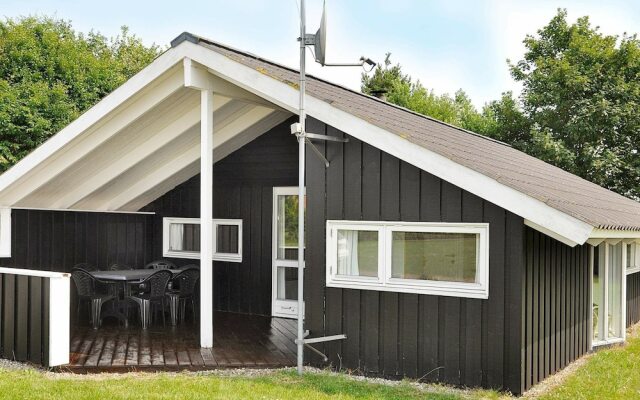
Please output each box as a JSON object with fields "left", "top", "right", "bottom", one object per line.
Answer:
{"left": 0, "top": 32, "right": 638, "bottom": 394}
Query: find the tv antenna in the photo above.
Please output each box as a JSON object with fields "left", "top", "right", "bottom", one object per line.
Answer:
{"left": 291, "top": 0, "right": 376, "bottom": 376}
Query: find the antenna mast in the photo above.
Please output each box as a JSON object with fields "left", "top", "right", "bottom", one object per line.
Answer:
{"left": 293, "top": 0, "right": 375, "bottom": 376}
{"left": 295, "top": 0, "right": 307, "bottom": 376}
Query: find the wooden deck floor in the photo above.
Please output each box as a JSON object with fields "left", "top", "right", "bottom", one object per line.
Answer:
{"left": 64, "top": 312, "right": 297, "bottom": 372}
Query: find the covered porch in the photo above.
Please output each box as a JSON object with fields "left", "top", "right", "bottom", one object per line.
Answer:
{"left": 67, "top": 312, "right": 297, "bottom": 372}
{"left": 0, "top": 49, "right": 307, "bottom": 370}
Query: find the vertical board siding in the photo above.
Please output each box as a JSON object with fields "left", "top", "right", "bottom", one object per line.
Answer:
{"left": 305, "top": 118, "right": 526, "bottom": 394}
{"left": 1, "top": 210, "right": 151, "bottom": 273}
{"left": 0, "top": 209, "right": 152, "bottom": 326}
{"left": 627, "top": 272, "right": 640, "bottom": 328}
{"left": 0, "top": 273, "right": 50, "bottom": 366}
{"left": 523, "top": 227, "right": 590, "bottom": 393}
{"left": 143, "top": 118, "right": 299, "bottom": 316}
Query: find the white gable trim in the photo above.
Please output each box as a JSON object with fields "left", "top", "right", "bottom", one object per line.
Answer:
{"left": 182, "top": 41, "right": 594, "bottom": 246}
{"left": 0, "top": 46, "right": 189, "bottom": 196}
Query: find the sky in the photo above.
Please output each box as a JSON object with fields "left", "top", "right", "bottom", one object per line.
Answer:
{"left": 3, "top": 0, "right": 640, "bottom": 108}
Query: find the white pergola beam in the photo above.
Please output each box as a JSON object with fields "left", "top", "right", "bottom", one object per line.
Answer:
{"left": 185, "top": 58, "right": 276, "bottom": 108}
{"left": 51, "top": 96, "right": 233, "bottom": 209}
{"left": 102, "top": 106, "right": 282, "bottom": 211}
{"left": 118, "top": 109, "right": 290, "bottom": 211}
{"left": 0, "top": 67, "right": 185, "bottom": 205}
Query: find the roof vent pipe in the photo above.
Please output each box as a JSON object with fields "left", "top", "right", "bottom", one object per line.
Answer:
{"left": 370, "top": 89, "right": 388, "bottom": 101}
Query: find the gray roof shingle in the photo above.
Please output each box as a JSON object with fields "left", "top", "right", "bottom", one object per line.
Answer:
{"left": 180, "top": 33, "right": 640, "bottom": 231}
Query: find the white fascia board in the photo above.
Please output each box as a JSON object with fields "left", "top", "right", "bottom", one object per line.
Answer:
{"left": 0, "top": 46, "right": 188, "bottom": 202}
{"left": 182, "top": 41, "right": 594, "bottom": 246}
{"left": 524, "top": 220, "right": 581, "bottom": 247}
{"left": 589, "top": 228, "right": 640, "bottom": 239}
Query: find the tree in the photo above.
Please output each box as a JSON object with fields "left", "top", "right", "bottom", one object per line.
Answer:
{"left": 361, "top": 54, "right": 495, "bottom": 134}
{"left": 362, "top": 10, "right": 640, "bottom": 199}
{"left": 0, "top": 17, "right": 160, "bottom": 172}
{"left": 508, "top": 9, "right": 640, "bottom": 198}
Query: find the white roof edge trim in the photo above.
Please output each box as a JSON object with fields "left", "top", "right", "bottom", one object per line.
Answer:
{"left": 524, "top": 220, "right": 582, "bottom": 247}
{"left": 182, "top": 41, "right": 595, "bottom": 246}
{"left": 11, "top": 206, "right": 155, "bottom": 215}
{"left": 0, "top": 266, "right": 69, "bottom": 279}
{"left": 590, "top": 228, "right": 640, "bottom": 239}
{"left": 0, "top": 46, "right": 188, "bottom": 195}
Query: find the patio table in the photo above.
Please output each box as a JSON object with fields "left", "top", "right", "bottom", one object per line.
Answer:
{"left": 90, "top": 269, "right": 182, "bottom": 328}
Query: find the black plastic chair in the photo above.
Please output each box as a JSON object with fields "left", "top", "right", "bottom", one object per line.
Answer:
{"left": 145, "top": 259, "right": 176, "bottom": 270}
{"left": 71, "top": 268, "right": 115, "bottom": 329}
{"left": 109, "top": 263, "right": 132, "bottom": 271}
{"left": 166, "top": 268, "right": 200, "bottom": 325}
{"left": 73, "top": 262, "right": 98, "bottom": 272}
{"left": 126, "top": 269, "right": 172, "bottom": 329}
{"left": 178, "top": 263, "right": 199, "bottom": 270}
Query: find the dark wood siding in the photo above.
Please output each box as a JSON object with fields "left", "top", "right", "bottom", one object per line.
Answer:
{"left": 143, "top": 118, "right": 298, "bottom": 316}
{"left": 0, "top": 209, "right": 153, "bottom": 325}
{"left": 0, "top": 209, "right": 152, "bottom": 273}
{"left": 522, "top": 227, "right": 590, "bottom": 392}
{"left": 303, "top": 119, "right": 526, "bottom": 393}
{"left": 0, "top": 272, "right": 50, "bottom": 366}
{"left": 627, "top": 272, "right": 640, "bottom": 328}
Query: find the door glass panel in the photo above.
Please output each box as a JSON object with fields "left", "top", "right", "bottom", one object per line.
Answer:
{"left": 593, "top": 245, "right": 605, "bottom": 342}
{"left": 276, "top": 266, "right": 298, "bottom": 300}
{"left": 608, "top": 243, "right": 623, "bottom": 339}
{"left": 276, "top": 194, "right": 304, "bottom": 260}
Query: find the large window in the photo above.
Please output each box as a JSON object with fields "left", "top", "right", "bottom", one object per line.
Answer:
{"left": 163, "top": 217, "right": 242, "bottom": 262}
{"left": 326, "top": 221, "right": 489, "bottom": 298}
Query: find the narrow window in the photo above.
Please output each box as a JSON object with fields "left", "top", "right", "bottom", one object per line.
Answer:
{"left": 627, "top": 243, "right": 640, "bottom": 274}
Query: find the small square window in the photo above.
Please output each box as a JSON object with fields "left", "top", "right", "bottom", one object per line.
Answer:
{"left": 163, "top": 217, "right": 242, "bottom": 263}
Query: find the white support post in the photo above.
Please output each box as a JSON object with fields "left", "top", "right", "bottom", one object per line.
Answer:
{"left": 200, "top": 89, "right": 214, "bottom": 348}
{"left": 48, "top": 274, "right": 70, "bottom": 366}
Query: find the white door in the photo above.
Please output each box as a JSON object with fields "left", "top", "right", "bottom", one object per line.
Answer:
{"left": 592, "top": 242, "right": 626, "bottom": 346}
{"left": 272, "top": 187, "right": 305, "bottom": 318}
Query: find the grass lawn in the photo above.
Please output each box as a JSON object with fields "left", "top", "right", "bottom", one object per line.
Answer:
{"left": 0, "top": 368, "right": 504, "bottom": 400}
{"left": 4, "top": 324, "right": 640, "bottom": 400}
{"left": 537, "top": 325, "right": 640, "bottom": 400}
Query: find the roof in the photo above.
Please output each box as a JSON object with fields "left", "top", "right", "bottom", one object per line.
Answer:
{"left": 0, "top": 31, "right": 638, "bottom": 247}
{"left": 174, "top": 33, "right": 640, "bottom": 233}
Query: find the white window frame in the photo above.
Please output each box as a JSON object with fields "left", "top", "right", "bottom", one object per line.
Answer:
{"left": 626, "top": 242, "right": 640, "bottom": 275}
{"left": 326, "top": 220, "right": 490, "bottom": 299}
{"left": 162, "top": 217, "right": 243, "bottom": 262}
{"left": 0, "top": 208, "right": 11, "bottom": 258}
